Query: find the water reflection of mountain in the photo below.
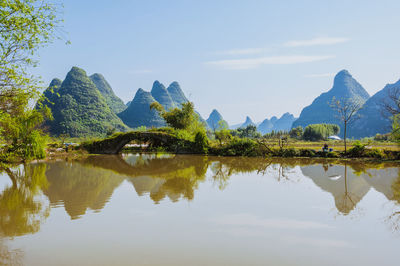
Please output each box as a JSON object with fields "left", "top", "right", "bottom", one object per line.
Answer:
{"left": 301, "top": 163, "right": 400, "bottom": 215}
{"left": 42, "top": 161, "right": 124, "bottom": 219}
{"left": 2, "top": 155, "right": 400, "bottom": 228}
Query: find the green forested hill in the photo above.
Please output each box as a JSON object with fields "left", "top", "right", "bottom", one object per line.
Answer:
{"left": 89, "top": 73, "right": 127, "bottom": 114}
{"left": 40, "top": 67, "right": 128, "bottom": 137}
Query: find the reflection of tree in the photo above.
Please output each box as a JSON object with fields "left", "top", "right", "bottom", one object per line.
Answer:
{"left": 336, "top": 164, "right": 361, "bottom": 215}
{"left": 0, "top": 239, "right": 22, "bottom": 266}
{"left": 301, "top": 162, "right": 370, "bottom": 216}
{"left": 126, "top": 155, "right": 209, "bottom": 203}
{"left": 0, "top": 164, "right": 49, "bottom": 237}
{"left": 43, "top": 161, "right": 124, "bottom": 219}
{"left": 386, "top": 176, "right": 400, "bottom": 232}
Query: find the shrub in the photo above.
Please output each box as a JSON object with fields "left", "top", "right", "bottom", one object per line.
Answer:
{"left": 347, "top": 140, "right": 366, "bottom": 157}
{"left": 365, "top": 148, "right": 385, "bottom": 159}
{"left": 326, "top": 151, "right": 340, "bottom": 158}
{"left": 218, "top": 138, "right": 259, "bottom": 156}
{"left": 280, "top": 148, "right": 298, "bottom": 157}
{"left": 299, "top": 148, "right": 316, "bottom": 157}
{"left": 193, "top": 130, "right": 209, "bottom": 154}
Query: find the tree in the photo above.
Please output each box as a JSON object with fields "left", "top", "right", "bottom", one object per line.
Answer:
{"left": 303, "top": 124, "right": 339, "bottom": 141}
{"left": 0, "top": 0, "right": 63, "bottom": 161}
{"left": 289, "top": 126, "right": 303, "bottom": 139}
{"left": 231, "top": 125, "right": 261, "bottom": 139}
{"left": 381, "top": 87, "right": 400, "bottom": 116}
{"left": 330, "top": 97, "right": 363, "bottom": 153}
{"left": 150, "top": 101, "right": 205, "bottom": 133}
{"left": 214, "top": 128, "right": 232, "bottom": 145}
{"left": 210, "top": 119, "right": 228, "bottom": 133}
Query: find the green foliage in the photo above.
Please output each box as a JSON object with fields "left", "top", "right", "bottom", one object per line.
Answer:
{"left": 231, "top": 125, "right": 261, "bottom": 139}
{"left": 193, "top": 130, "right": 209, "bottom": 154}
{"left": 151, "top": 101, "right": 206, "bottom": 139}
{"left": 151, "top": 101, "right": 202, "bottom": 131}
{"left": 365, "top": 148, "right": 385, "bottom": 159}
{"left": 374, "top": 133, "right": 391, "bottom": 142}
{"left": 347, "top": 140, "right": 366, "bottom": 157}
{"left": 89, "top": 73, "right": 127, "bottom": 114}
{"left": 263, "top": 130, "right": 289, "bottom": 139}
{"left": 298, "top": 148, "right": 316, "bottom": 157}
{"left": 39, "top": 67, "right": 128, "bottom": 137}
{"left": 214, "top": 128, "right": 232, "bottom": 145}
{"left": 134, "top": 126, "right": 147, "bottom": 132}
{"left": 216, "top": 138, "right": 260, "bottom": 157}
{"left": 392, "top": 114, "right": 400, "bottom": 143}
{"left": 1, "top": 94, "right": 51, "bottom": 161}
{"left": 0, "top": 0, "right": 63, "bottom": 161}
{"left": 303, "top": 123, "right": 340, "bottom": 141}
{"left": 289, "top": 126, "right": 303, "bottom": 139}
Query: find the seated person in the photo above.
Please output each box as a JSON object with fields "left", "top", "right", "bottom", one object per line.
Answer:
{"left": 322, "top": 143, "right": 329, "bottom": 152}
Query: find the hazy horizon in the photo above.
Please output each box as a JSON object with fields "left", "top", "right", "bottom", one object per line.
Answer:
{"left": 32, "top": 0, "right": 400, "bottom": 124}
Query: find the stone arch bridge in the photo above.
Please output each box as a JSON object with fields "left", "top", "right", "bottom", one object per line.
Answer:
{"left": 82, "top": 131, "right": 193, "bottom": 154}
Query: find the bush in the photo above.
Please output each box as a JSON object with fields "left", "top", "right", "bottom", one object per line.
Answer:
{"left": 217, "top": 138, "right": 259, "bottom": 156}
{"left": 347, "top": 140, "right": 366, "bottom": 157}
{"left": 280, "top": 148, "right": 298, "bottom": 157}
{"left": 326, "top": 151, "right": 340, "bottom": 158}
{"left": 299, "top": 148, "right": 316, "bottom": 157}
{"left": 374, "top": 133, "right": 391, "bottom": 141}
{"left": 193, "top": 130, "right": 209, "bottom": 154}
{"left": 365, "top": 148, "right": 385, "bottom": 159}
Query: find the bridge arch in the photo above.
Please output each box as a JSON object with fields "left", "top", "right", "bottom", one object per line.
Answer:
{"left": 82, "top": 131, "right": 193, "bottom": 154}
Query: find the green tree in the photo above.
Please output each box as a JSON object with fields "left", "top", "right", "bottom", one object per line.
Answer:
{"left": 0, "top": 0, "right": 62, "bottom": 161}
{"left": 392, "top": 114, "right": 400, "bottom": 143}
{"left": 289, "top": 126, "right": 303, "bottom": 139}
{"left": 232, "top": 125, "right": 261, "bottom": 139}
{"left": 150, "top": 101, "right": 205, "bottom": 133}
{"left": 215, "top": 128, "right": 232, "bottom": 145}
{"left": 303, "top": 123, "right": 340, "bottom": 141}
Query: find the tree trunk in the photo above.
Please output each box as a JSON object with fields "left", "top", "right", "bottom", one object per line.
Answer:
{"left": 344, "top": 121, "right": 347, "bottom": 153}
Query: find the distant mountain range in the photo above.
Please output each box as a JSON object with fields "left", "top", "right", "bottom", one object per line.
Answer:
{"left": 229, "top": 113, "right": 296, "bottom": 134}
{"left": 292, "top": 69, "right": 399, "bottom": 138}
{"left": 118, "top": 80, "right": 204, "bottom": 129}
{"left": 38, "top": 67, "right": 399, "bottom": 138}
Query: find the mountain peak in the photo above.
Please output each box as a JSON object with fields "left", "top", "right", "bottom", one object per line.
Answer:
{"left": 151, "top": 80, "right": 175, "bottom": 110}
{"left": 90, "top": 73, "right": 126, "bottom": 113}
{"left": 152, "top": 80, "right": 164, "bottom": 89}
{"left": 49, "top": 78, "right": 62, "bottom": 87}
{"left": 40, "top": 67, "right": 127, "bottom": 137}
{"left": 240, "top": 116, "right": 255, "bottom": 128}
{"left": 206, "top": 109, "right": 227, "bottom": 129}
{"left": 210, "top": 109, "right": 221, "bottom": 116}
{"left": 118, "top": 87, "right": 164, "bottom": 128}
{"left": 68, "top": 66, "right": 86, "bottom": 76}
{"left": 167, "top": 81, "right": 188, "bottom": 107}
{"left": 245, "top": 116, "right": 252, "bottom": 122}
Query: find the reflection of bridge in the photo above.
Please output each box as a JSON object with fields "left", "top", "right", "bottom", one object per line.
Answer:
{"left": 82, "top": 131, "right": 193, "bottom": 154}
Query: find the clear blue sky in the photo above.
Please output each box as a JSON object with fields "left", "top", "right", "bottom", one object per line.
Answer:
{"left": 34, "top": 0, "right": 400, "bottom": 124}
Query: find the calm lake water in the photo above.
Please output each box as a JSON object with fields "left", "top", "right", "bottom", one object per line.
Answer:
{"left": 1, "top": 154, "right": 400, "bottom": 266}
